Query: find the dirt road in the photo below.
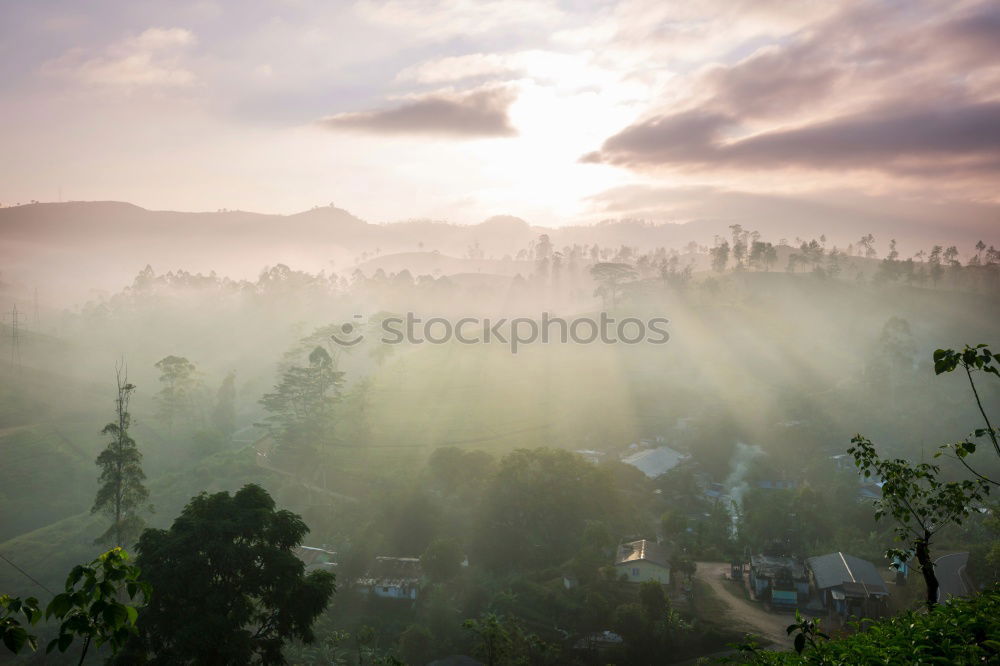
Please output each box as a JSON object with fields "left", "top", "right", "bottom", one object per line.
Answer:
{"left": 695, "top": 561, "right": 793, "bottom": 649}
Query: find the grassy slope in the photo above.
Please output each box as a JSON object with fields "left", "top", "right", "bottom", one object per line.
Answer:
{"left": 0, "top": 446, "right": 284, "bottom": 598}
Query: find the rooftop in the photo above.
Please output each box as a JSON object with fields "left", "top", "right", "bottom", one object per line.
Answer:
{"left": 615, "top": 539, "right": 670, "bottom": 568}
{"left": 294, "top": 546, "right": 337, "bottom": 570}
{"left": 621, "top": 446, "right": 687, "bottom": 478}
{"left": 807, "top": 552, "right": 889, "bottom": 597}
{"left": 361, "top": 556, "right": 423, "bottom": 584}
{"left": 750, "top": 553, "right": 807, "bottom": 579}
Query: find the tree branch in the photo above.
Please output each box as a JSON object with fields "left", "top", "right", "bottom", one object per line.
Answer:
{"left": 966, "top": 365, "right": 1000, "bottom": 458}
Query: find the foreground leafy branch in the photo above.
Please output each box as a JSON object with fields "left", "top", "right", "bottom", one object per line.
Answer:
{"left": 734, "top": 587, "right": 1000, "bottom": 664}
{"left": 1, "top": 548, "right": 148, "bottom": 663}
{"left": 933, "top": 345, "right": 1000, "bottom": 484}
{"left": 45, "top": 547, "right": 149, "bottom": 664}
{"left": 849, "top": 436, "right": 988, "bottom": 608}
{"left": 0, "top": 594, "right": 41, "bottom": 654}
{"left": 848, "top": 343, "right": 996, "bottom": 608}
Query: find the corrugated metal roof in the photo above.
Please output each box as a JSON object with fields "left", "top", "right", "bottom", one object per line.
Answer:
{"left": 807, "top": 552, "right": 889, "bottom": 596}
{"left": 621, "top": 446, "right": 687, "bottom": 478}
{"left": 615, "top": 539, "right": 670, "bottom": 568}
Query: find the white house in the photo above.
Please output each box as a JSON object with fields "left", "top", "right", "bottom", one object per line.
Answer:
{"left": 614, "top": 539, "right": 671, "bottom": 585}
{"left": 357, "top": 556, "right": 422, "bottom": 600}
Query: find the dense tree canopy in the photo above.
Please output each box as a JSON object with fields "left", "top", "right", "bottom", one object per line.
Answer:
{"left": 129, "top": 484, "right": 335, "bottom": 665}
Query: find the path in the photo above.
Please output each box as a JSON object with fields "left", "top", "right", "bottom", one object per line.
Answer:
{"left": 935, "top": 552, "right": 969, "bottom": 602}
{"left": 695, "top": 561, "right": 793, "bottom": 649}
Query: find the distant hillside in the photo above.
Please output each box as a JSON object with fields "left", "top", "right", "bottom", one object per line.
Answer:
{"left": 1, "top": 200, "right": 995, "bottom": 307}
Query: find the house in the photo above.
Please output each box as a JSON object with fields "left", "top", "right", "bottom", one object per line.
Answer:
{"left": 615, "top": 539, "right": 670, "bottom": 584}
{"left": 573, "top": 630, "right": 624, "bottom": 650}
{"left": 748, "top": 553, "right": 809, "bottom": 608}
{"left": 294, "top": 546, "right": 337, "bottom": 573}
{"left": 806, "top": 552, "right": 889, "bottom": 619}
{"left": 357, "top": 556, "right": 422, "bottom": 600}
{"left": 621, "top": 446, "right": 688, "bottom": 478}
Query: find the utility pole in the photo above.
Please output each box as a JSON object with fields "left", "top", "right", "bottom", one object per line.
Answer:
{"left": 10, "top": 304, "right": 23, "bottom": 371}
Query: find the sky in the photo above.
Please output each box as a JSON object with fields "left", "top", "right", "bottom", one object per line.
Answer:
{"left": 1, "top": 0, "right": 998, "bottom": 228}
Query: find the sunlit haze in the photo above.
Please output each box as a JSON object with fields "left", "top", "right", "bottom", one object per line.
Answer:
{"left": 2, "top": 1, "right": 999, "bottom": 226}
{"left": 1, "top": 3, "right": 999, "bottom": 664}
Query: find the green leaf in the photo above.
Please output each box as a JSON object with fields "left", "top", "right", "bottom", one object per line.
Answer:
{"left": 2, "top": 626, "right": 27, "bottom": 654}
{"left": 103, "top": 603, "right": 128, "bottom": 629}
{"left": 45, "top": 593, "right": 72, "bottom": 620}
{"left": 66, "top": 566, "right": 85, "bottom": 589}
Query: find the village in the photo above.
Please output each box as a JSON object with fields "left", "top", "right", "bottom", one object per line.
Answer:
{"left": 289, "top": 435, "right": 974, "bottom": 659}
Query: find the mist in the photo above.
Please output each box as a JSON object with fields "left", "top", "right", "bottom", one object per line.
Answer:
{"left": 2, "top": 1, "right": 1000, "bottom": 664}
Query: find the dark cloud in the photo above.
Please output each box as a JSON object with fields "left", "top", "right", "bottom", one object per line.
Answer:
{"left": 699, "top": 39, "right": 842, "bottom": 120}
{"left": 586, "top": 1, "right": 1000, "bottom": 180}
{"left": 586, "top": 102, "right": 1000, "bottom": 175}
{"left": 581, "top": 109, "right": 732, "bottom": 165}
{"left": 319, "top": 86, "right": 516, "bottom": 137}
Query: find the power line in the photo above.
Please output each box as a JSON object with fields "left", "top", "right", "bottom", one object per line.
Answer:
{"left": 0, "top": 551, "right": 54, "bottom": 595}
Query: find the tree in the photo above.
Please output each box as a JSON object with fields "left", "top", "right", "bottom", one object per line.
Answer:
{"left": 670, "top": 553, "right": 697, "bottom": 583}
{"left": 473, "top": 448, "right": 618, "bottom": 570}
{"left": 421, "top": 538, "right": 464, "bottom": 583}
{"left": 589, "top": 262, "right": 637, "bottom": 307}
{"left": 397, "top": 624, "right": 433, "bottom": 665}
{"left": 461, "top": 613, "right": 551, "bottom": 666}
{"left": 730, "top": 224, "right": 749, "bottom": 269}
{"left": 639, "top": 580, "right": 668, "bottom": 620}
{"left": 260, "top": 346, "right": 343, "bottom": 464}
{"left": 131, "top": 484, "right": 335, "bottom": 664}
{"left": 462, "top": 614, "right": 512, "bottom": 666}
{"left": 848, "top": 436, "right": 988, "bottom": 608}
{"left": 928, "top": 245, "right": 944, "bottom": 285}
{"left": 867, "top": 316, "right": 916, "bottom": 407}
{"left": 710, "top": 240, "right": 730, "bottom": 273}
{"left": 857, "top": 234, "right": 876, "bottom": 259}
{"left": 211, "top": 370, "right": 237, "bottom": 441}
{"left": 93, "top": 367, "right": 150, "bottom": 546}
{"left": 154, "top": 355, "right": 198, "bottom": 432}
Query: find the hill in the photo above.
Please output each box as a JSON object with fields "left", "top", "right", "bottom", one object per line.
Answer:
{"left": 3, "top": 200, "right": 996, "bottom": 308}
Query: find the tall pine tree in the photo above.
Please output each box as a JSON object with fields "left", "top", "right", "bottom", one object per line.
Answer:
{"left": 93, "top": 365, "right": 150, "bottom": 546}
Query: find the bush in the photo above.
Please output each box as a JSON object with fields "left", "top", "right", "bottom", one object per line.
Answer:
{"left": 737, "top": 587, "right": 1000, "bottom": 664}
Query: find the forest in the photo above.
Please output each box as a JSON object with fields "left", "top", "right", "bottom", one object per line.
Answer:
{"left": 5, "top": 0, "right": 1000, "bottom": 662}
{"left": 1, "top": 223, "right": 998, "bottom": 664}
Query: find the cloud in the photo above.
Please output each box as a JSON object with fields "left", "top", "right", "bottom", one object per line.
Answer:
{"left": 584, "top": 1, "right": 1000, "bottom": 182}
{"left": 355, "top": 0, "right": 563, "bottom": 41}
{"left": 45, "top": 27, "right": 197, "bottom": 89}
{"left": 319, "top": 86, "right": 517, "bottom": 137}
{"left": 585, "top": 102, "right": 1000, "bottom": 176}
{"left": 396, "top": 51, "right": 528, "bottom": 85}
